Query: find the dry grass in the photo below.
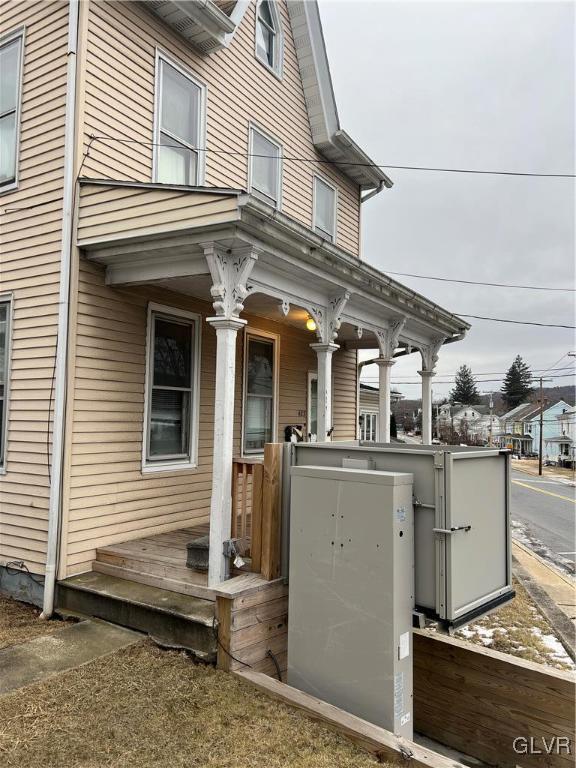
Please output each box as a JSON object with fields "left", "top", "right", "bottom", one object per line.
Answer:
{"left": 0, "top": 640, "right": 383, "bottom": 768}
{"left": 0, "top": 595, "right": 75, "bottom": 650}
{"left": 455, "top": 577, "right": 574, "bottom": 670}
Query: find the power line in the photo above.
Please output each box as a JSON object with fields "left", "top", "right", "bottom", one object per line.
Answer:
{"left": 385, "top": 271, "right": 575, "bottom": 293}
{"left": 455, "top": 314, "right": 575, "bottom": 329}
{"left": 362, "top": 364, "right": 574, "bottom": 377}
{"left": 363, "top": 372, "right": 576, "bottom": 385}
{"left": 90, "top": 136, "right": 576, "bottom": 179}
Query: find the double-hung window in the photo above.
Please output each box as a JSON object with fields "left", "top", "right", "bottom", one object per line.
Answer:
{"left": 0, "top": 296, "right": 12, "bottom": 470}
{"left": 0, "top": 30, "right": 24, "bottom": 191}
{"left": 249, "top": 125, "right": 282, "bottom": 208}
{"left": 313, "top": 175, "right": 337, "bottom": 241}
{"left": 144, "top": 305, "right": 200, "bottom": 470}
{"left": 154, "top": 53, "right": 205, "bottom": 186}
{"left": 255, "top": 0, "right": 282, "bottom": 76}
{"left": 243, "top": 331, "right": 277, "bottom": 454}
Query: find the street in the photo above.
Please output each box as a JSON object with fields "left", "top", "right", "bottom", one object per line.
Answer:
{"left": 511, "top": 470, "right": 576, "bottom": 576}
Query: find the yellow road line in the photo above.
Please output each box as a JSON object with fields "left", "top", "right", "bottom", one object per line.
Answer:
{"left": 512, "top": 479, "right": 576, "bottom": 504}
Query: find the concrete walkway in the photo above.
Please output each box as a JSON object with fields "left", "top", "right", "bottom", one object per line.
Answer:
{"left": 0, "top": 619, "right": 141, "bottom": 695}
{"left": 512, "top": 540, "right": 575, "bottom": 660}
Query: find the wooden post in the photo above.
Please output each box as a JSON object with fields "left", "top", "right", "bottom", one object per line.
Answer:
{"left": 251, "top": 462, "right": 264, "bottom": 573}
{"left": 261, "top": 443, "right": 283, "bottom": 580}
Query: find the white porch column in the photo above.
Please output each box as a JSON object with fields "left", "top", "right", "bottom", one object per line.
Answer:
{"left": 375, "top": 358, "right": 395, "bottom": 443}
{"left": 419, "top": 370, "right": 435, "bottom": 445}
{"left": 419, "top": 336, "right": 445, "bottom": 446}
{"left": 206, "top": 317, "right": 245, "bottom": 585}
{"left": 204, "top": 242, "right": 257, "bottom": 586}
{"left": 310, "top": 342, "right": 338, "bottom": 442}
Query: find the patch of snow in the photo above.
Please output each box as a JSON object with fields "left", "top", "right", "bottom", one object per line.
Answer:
{"left": 531, "top": 627, "right": 575, "bottom": 668}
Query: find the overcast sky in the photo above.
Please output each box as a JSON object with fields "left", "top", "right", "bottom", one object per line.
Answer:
{"left": 320, "top": 0, "right": 575, "bottom": 399}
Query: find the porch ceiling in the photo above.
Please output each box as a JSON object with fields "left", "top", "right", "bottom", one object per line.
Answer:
{"left": 77, "top": 179, "right": 470, "bottom": 348}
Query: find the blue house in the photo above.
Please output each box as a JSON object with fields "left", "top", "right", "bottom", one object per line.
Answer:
{"left": 523, "top": 399, "right": 572, "bottom": 460}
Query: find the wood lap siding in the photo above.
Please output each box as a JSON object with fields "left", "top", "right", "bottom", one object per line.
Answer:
{"left": 0, "top": 1, "right": 68, "bottom": 575}
{"left": 76, "top": 185, "right": 240, "bottom": 244}
{"left": 81, "top": 0, "right": 361, "bottom": 256}
{"left": 65, "top": 264, "right": 358, "bottom": 576}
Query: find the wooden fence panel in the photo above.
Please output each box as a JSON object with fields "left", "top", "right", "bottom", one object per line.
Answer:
{"left": 413, "top": 630, "right": 576, "bottom": 768}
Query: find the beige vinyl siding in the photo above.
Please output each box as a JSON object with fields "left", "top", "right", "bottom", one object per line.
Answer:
{"left": 77, "top": 184, "right": 240, "bottom": 245}
{"left": 64, "top": 263, "right": 358, "bottom": 576}
{"left": 80, "top": 0, "right": 361, "bottom": 255}
{"left": 0, "top": 1, "right": 68, "bottom": 575}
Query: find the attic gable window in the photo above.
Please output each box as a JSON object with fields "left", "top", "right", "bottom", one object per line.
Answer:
{"left": 0, "top": 30, "right": 24, "bottom": 192}
{"left": 153, "top": 52, "right": 205, "bottom": 186}
{"left": 255, "top": 0, "right": 283, "bottom": 76}
{"left": 249, "top": 125, "right": 282, "bottom": 208}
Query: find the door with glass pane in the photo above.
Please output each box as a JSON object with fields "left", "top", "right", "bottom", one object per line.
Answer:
{"left": 243, "top": 332, "right": 277, "bottom": 454}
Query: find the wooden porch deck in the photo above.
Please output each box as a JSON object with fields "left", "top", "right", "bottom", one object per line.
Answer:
{"left": 92, "top": 523, "right": 215, "bottom": 600}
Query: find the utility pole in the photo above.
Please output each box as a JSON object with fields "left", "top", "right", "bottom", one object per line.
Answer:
{"left": 535, "top": 377, "right": 553, "bottom": 476}
{"left": 488, "top": 392, "right": 494, "bottom": 447}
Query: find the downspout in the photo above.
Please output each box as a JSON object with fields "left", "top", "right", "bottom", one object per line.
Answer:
{"left": 360, "top": 180, "right": 386, "bottom": 203}
{"left": 41, "top": 0, "right": 79, "bottom": 619}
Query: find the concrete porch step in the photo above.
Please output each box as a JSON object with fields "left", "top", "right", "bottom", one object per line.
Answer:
{"left": 56, "top": 572, "right": 217, "bottom": 662}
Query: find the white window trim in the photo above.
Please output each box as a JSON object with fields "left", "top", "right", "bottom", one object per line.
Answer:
{"left": 359, "top": 409, "right": 378, "bottom": 442}
{"left": 241, "top": 327, "right": 280, "bottom": 457}
{"left": 152, "top": 48, "right": 207, "bottom": 187}
{"left": 0, "top": 293, "right": 14, "bottom": 474}
{"left": 0, "top": 27, "right": 25, "bottom": 195}
{"left": 248, "top": 122, "right": 283, "bottom": 210}
{"left": 142, "top": 302, "right": 201, "bottom": 473}
{"left": 307, "top": 370, "right": 317, "bottom": 442}
{"left": 254, "top": 0, "right": 283, "bottom": 80}
{"left": 312, "top": 173, "right": 338, "bottom": 242}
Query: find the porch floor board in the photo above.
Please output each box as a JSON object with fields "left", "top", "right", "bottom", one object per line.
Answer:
{"left": 93, "top": 524, "right": 215, "bottom": 601}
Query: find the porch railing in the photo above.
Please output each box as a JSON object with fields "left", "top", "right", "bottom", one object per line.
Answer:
{"left": 232, "top": 444, "right": 282, "bottom": 580}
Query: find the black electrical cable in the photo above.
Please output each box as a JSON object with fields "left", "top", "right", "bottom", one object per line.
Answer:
{"left": 266, "top": 649, "right": 282, "bottom": 681}
{"left": 384, "top": 270, "right": 575, "bottom": 293}
{"left": 212, "top": 617, "right": 253, "bottom": 670}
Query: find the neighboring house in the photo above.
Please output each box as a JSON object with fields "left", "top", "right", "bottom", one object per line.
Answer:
{"left": 545, "top": 404, "right": 575, "bottom": 464}
{"left": 0, "top": 0, "right": 468, "bottom": 613}
{"left": 358, "top": 383, "right": 402, "bottom": 441}
{"left": 437, "top": 403, "right": 500, "bottom": 444}
{"left": 498, "top": 399, "right": 572, "bottom": 457}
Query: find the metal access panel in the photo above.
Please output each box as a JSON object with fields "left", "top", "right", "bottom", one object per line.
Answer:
{"left": 287, "top": 465, "right": 415, "bottom": 739}
{"left": 287, "top": 443, "right": 513, "bottom": 627}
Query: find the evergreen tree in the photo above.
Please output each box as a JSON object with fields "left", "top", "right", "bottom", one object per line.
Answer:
{"left": 449, "top": 365, "right": 480, "bottom": 404}
{"left": 390, "top": 413, "right": 397, "bottom": 439}
{"left": 501, "top": 356, "right": 532, "bottom": 409}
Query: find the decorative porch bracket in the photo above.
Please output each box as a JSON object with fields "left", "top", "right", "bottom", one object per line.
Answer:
{"left": 373, "top": 317, "right": 406, "bottom": 443}
{"left": 309, "top": 292, "right": 350, "bottom": 441}
{"left": 418, "top": 336, "right": 445, "bottom": 445}
{"left": 204, "top": 243, "right": 258, "bottom": 586}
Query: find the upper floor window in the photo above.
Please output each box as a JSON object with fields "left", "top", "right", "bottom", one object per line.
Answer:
{"left": 0, "top": 30, "right": 24, "bottom": 192}
{"left": 249, "top": 125, "right": 282, "bottom": 208}
{"left": 313, "top": 176, "right": 337, "bottom": 241}
{"left": 154, "top": 53, "right": 205, "bottom": 186}
{"left": 255, "top": 0, "right": 282, "bottom": 76}
{"left": 0, "top": 296, "right": 12, "bottom": 471}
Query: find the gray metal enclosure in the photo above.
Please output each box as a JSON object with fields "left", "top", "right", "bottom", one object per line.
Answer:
{"left": 287, "top": 466, "right": 415, "bottom": 738}
{"left": 285, "top": 442, "right": 513, "bottom": 626}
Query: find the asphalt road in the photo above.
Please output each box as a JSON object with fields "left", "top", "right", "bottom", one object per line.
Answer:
{"left": 511, "top": 469, "right": 576, "bottom": 575}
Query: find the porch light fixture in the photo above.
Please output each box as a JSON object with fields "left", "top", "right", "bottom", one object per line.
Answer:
{"left": 306, "top": 316, "right": 317, "bottom": 332}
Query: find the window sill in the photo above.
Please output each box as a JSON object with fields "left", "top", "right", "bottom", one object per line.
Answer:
{"left": 141, "top": 460, "right": 198, "bottom": 474}
{"left": 255, "top": 54, "right": 283, "bottom": 82}
{"left": 0, "top": 181, "right": 19, "bottom": 196}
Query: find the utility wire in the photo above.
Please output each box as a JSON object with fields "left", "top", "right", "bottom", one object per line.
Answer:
{"left": 362, "top": 365, "right": 574, "bottom": 377}
{"left": 385, "top": 271, "right": 575, "bottom": 293}
{"left": 90, "top": 135, "right": 576, "bottom": 178}
{"left": 363, "top": 372, "right": 575, "bottom": 385}
{"left": 455, "top": 314, "right": 575, "bottom": 329}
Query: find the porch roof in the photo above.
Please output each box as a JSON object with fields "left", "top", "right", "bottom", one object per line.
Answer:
{"left": 77, "top": 179, "right": 469, "bottom": 348}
